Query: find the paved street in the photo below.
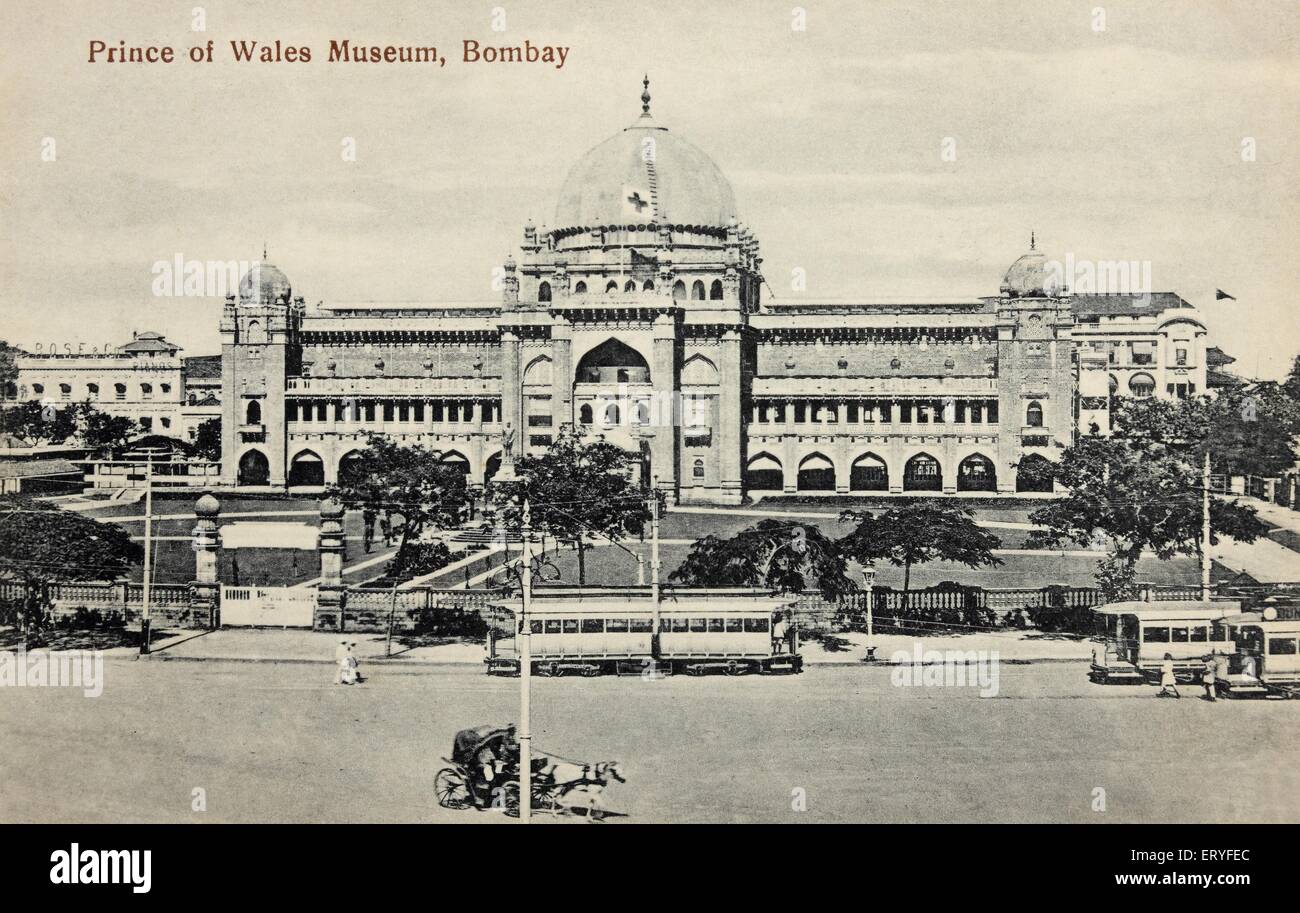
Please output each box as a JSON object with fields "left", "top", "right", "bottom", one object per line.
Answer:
{"left": 2, "top": 660, "right": 1296, "bottom": 824}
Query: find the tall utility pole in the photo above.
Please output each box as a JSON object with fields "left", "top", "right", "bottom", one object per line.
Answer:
{"left": 1201, "top": 450, "right": 1212, "bottom": 602}
{"left": 139, "top": 455, "right": 154, "bottom": 655}
{"left": 649, "top": 478, "right": 661, "bottom": 661}
{"left": 518, "top": 499, "right": 533, "bottom": 824}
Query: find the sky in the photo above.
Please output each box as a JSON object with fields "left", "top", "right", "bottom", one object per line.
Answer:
{"left": 1, "top": 0, "right": 1297, "bottom": 377}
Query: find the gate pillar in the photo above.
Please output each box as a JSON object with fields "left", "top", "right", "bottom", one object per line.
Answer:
{"left": 317, "top": 498, "right": 347, "bottom": 630}
{"left": 190, "top": 494, "right": 221, "bottom": 628}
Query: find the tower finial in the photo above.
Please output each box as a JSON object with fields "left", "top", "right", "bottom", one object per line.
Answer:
{"left": 262, "top": 241, "right": 267, "bottom": 260}
{"left": 1030, "top": 231, "right": 1036, "bottom": 251}
{"left": 641, "top": 74, "right": 651, "bottom": 116}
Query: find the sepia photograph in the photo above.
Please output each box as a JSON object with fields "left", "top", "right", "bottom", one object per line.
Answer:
{"left": 0, "top": 0, "right": 1296, "bottom": 887}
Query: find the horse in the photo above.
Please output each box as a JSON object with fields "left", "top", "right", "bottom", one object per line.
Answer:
{"left": 534, "top": 758, "right": 625, "bottom": 817}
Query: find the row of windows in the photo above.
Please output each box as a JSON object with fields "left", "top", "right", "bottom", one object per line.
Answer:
{"left": 283, "top": 400, "right": 500, "bottom": 424}
{"left": 529, "top": 617, "right": 771, "bottom": 635}
{"left": 1268, "top": 638, "right": 1298, "bottom": 656}
{"left": 557, "top": 279, "right": 725, "bottom": 300}
{"left": 1143, "top": 625, "right": 1223, "bottom": 643}
{"left": 30, "top": 382, "right": 169, "bottom": 401}
{"left": 754, "top": 400, "right": 1003, "bottom": 425}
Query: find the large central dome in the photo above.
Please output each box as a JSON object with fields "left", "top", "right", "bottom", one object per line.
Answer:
{"left": 553, "top": 79, "right": 737, "bottom": 232}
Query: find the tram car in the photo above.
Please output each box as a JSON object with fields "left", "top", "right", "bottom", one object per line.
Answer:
{"left": 1088, "top": 600, "right": 1238, "bottom": 684}
{"left": 485, "top": 587, "right": 803, "bottom": 676}
{"left": 1216, "top": 605, "right": 1300, "bottom": 698}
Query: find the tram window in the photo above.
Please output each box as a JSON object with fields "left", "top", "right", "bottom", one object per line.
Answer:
{"left": 689, "top": 618, "right": 708, "bottom": 633}
{"left": 744, "top": 618, "right": 770, "bottom": 633}
{"left": 1269, "top": 638, "right": 1298, "bottom": 655}
{"left": 725, "top": 618, "right": 744, "bottom": 633}
{"left": 707, "top": 618, "right": 725, "bottom": 633}
{"left": 581, "top": 618, "right": 604, "bottom": 634}
{"left": 630, "top": 619, "right": 652, "bottom": 633}
{"left": 562, "top": 619, "right": 579, "bottom": 634}
{"left": 544, "top": 620, "right": 562, "bottom": 634}
{"left": 1171, "top": 627, "right": 1189, "bottom": 643}
{"left": 1189, "top": 626, "right": 1208, "bottom": 642}
{"left": 1145, "top": 627, "right": 1170, "bottom": 643}
{"left": 606, "top": 619, "right": 629, "bottom": 633}
{"left": 669, "top": 618, "right": 689, "bottom": 632}
{"left": 529, "top": 620, "right": 544, "bottom": 634}
{"left": 1211, "top": 623, "right": 1226, "bottom": 642}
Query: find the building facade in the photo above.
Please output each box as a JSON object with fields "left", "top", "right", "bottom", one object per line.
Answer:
{"left": 218, "top": 85, "right": 1211, "bottom": 502}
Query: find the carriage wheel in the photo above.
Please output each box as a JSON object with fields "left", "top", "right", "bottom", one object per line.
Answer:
{"left": 533, "top": 782, "right": 562, "bottom": 812}
{"left": 434, "top": 768, "right": 470, "bottom": 809}
{"left": 500, "top": 781, "right": 521, "bottom": 817}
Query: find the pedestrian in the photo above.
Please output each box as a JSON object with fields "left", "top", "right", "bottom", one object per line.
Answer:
{"left": 1157, "top": 652, "right": 1180, "bottom": 698}
{"left": 771, "top": 611, "right": 787, "bottom": 655}
{"left": 380, "top": 511, "right": 393, "bottom": 547}
{"left": 361, "top": 507, "right": 376, "bottom": 553}
{"left": 1201, "top": 653, "right": 1218, "bottom": 702}
{"left": 343, "top": 641, "right": 363, "bottom": 685}
{"left": 334, "top": 639, "right": 350, "bottom": 685}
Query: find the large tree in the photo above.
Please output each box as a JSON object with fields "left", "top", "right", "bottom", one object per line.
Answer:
{"left": 1024, "top": 395, "right": 1271, "bottom": 600}
{"left": 0, "top": 341, "right": 18, "bottom": 399}
{"left": 838, "top": 503, "right": 1003, "bottom": 607}
{"left": 192, "top": 417, "right": 221, "bottom": 461}
{"left": 491, "top": 429, "right": 652, "bottom": 585}
{"left": 78, "top": 404, "right": 139, "bottom": 457}
{"left": 670, "top": 518, "right": 855, "bottom": 600}
{"left": 328, "top": 434, "right": 472, "bottom": 569}
{"left": 1, "top": 401, "right": 78, "bottom": 447}
{"left": 0, "top": 496, "right": 142, "bottom": 633}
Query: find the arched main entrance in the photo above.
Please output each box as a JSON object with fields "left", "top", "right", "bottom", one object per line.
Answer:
{"left": 956, "top": 454, "right": 996, "bottom": 492}
{"left": 575, "top": 338, "right": 650, "bottom": 385}
{"left": 849, "top": 453, "right": 888, "bottom": 491}
{"left": 238, "top": 449, "right": 270, "bottom": 486}
{"left": 903, "top": 453, "right": 941, "bottom": 491}
{"left": 287, "top": 450, "right": 325, "bottom": 487}
{"left": 796, "top": 453, "right": 835, "bottom": 492}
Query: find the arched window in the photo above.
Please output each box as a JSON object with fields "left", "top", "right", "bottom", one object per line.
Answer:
{"left": 140, "top": 383, "right": 153, "bottom": 400}
{"left": 710, "top": 279, "right": 724, "bottom": 300}
{"left": 31, "top": 383, "right": 43, "bottom": 395}
{"left": 691, "top": 280, "right": 706, "bottom": 300}
{"left": 605, "top": 280, "right": 618, "bottom": 294}
{"left": 1026, "top": 400, "right": 1043, "bottom": 427}
{"left": 246, "top": 400, "right": 262, "bottom": 425}
{"left": 578, "top": 403, "right": 593, "bottom": 424}
{"left": 1128, "top": 373, "right": 1156, "bottom": 397}
{"left": 672, "top": 280, "right": 686, "bottom": 301}
{"left": 692, "top": 459, "right": 705, "bottom": 480}
{"left": 957, "top": 454, "right": 997, "bottom": 492}
{"left": 86, "top": 383, "right": 99, "bottom": 400}
{"left": 849, "top": 453, "right": 888, "bottom": 491}
{"left": 538, "top": 281, "right": 552, "bottom": 303}
{"left": 604, "top": 402, "right": 621, "bottom": 426}
{"left": 642, "top": 280, "right": 655, "bottom": 291}
{"left": 58, "top": 383, "right": 71, "bottom": 400}
{"left": 634, "top": 401, "right": 650, "bottom": 424}
{"left": 114, "top": 383, "right": 126, "bottom": 401}
{"left": 624, "top": 279, "right": 636, "bottom": 292}
{"left": 574, "top": 280, "right": 587, "bottom": 294}
{"left": 903, "top": 453, "right": 942, "bottom": 492}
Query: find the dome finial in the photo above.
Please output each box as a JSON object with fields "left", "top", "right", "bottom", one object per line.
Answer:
{"left": 262, "top": 241, "right": 268, "bottom": 260}
{"left": 641, "top": 74, "right": 651, "bottom": 116}
{"left": 1029, "top": 231, "right": 1036, "bottom": 251}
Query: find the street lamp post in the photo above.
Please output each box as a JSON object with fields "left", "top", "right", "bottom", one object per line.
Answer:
{"left": 518, "top": 498, "right": 533, "bottom": 824}
{"left": 861, "top": 562, "right": 876, "bottom": 659}
{"left": 139, "top": 455, "right": 154, "bottom": 655}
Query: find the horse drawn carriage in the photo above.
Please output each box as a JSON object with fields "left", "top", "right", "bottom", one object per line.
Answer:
{"left": 434, "top": 725, "right": 625, "bottom": 819}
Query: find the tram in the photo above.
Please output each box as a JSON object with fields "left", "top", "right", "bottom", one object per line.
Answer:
{"left": 1088, "top": 600, "right": 1238, "bottom": 684}
{"left": 1216, "top": 605, "right": 1300, "bottom": 698}
{"left": 485, "top": 587, "right": 803, "bottom": 676}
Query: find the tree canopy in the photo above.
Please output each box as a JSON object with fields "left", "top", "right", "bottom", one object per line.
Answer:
{"left": 838, "top": 503, "right": 1003, "bottom": 603}
{"left": 670, "top": 518, "right": 855, "bottom": 600}
{"left": 491, "top": 429, "right": 652, "bottom": 584}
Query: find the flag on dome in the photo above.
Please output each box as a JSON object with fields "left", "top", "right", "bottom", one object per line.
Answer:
{"left": 622, "top": 184, "right": 654, "bottom": 220}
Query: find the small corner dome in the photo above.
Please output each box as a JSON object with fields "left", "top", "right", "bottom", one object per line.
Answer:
{"left": 1000, "top": 239, "right": 1057, "bottom": 297}
{"left": 239, "top": 262, "right": 292, "bottom": 304}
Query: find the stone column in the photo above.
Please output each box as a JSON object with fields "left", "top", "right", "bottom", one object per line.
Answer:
{"left": 717, "top": 327, "right": 744, "bottom": 505}
{"left": 317, "top": 498, "right": 347, "bottom": 631}
{"left": 551, "top": 320, "right": 573, "bottom": 430}
{"left": 651, "top": 313, "right": 678, "bottom": 502}
{"left": 500, "top": 329, "right": 522, "bottom": 438}
{"left": 190, "top": 494, "right": 221, "bottom": 628}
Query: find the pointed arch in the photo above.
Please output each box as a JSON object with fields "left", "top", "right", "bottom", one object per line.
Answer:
{"left": 681, "top": 353, "right": 720, "bottom": 386}
{"left": 691, "top": 280, "right": 706, "bottom": 300}
{"left": 796, "top": 452, "right": 836, "bottom": 492}
{"left": 576, "top": 338, "right": 651, "bottom": 385}
{"left": 1025, "top": 400, "right": 1044, "bottom": 427}
{"left": 642, "top": 279, "right": 655, "bottom": 291}
{"left": 849, "top": 452, "right": 888, "bottom": 492}
{"left": 957, "top": 453, "right": 996, "bottom": 492}
{"left": 523, "top": 355, "right": 553, "bottom": 387}
{"left": 573, "top": 280, "right": 587, "bottom": 294}
{"left": 439, "top": 450, "right": 470, "bottom": 475}
{"left": 538, "top": 281, "right": 552, "bottom": 303}
{"left": 903, "top": 452, "right": 941, "bottom": 491}
{"left": 745, "top": 452, "right": 783, "bottom": 492}
{"left": 245, "top": 400, "right": 262, "bottom": 425}
{"left": 672, "top": 280, "right": 686, "bottom": 301}
{"left": 484, "top": 451, "right": 502, "bottom": 485}
{"left": 605, "top": 279, "right": 619, "bottom": 294}
{"left": 709, "top": 279, "right": 724, "bottom": 300}
{"left": 237, "top": 449, "right": 270, "bottom": 486}
{"left": 287, "top": 449, "right": 325, "bottom": 487}
{"left": 338, "top": 449, "right": 366, "bottom": 484}
{"left": 624, "top": 279, "right": 637, "bottom": 292}
{"left": 1016, "top": 453, "right": 1055, "bottom": 493}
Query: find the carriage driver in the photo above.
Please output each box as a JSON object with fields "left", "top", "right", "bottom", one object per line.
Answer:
{"left": 470, "top": 726, "right": 518, "bottom": 809}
